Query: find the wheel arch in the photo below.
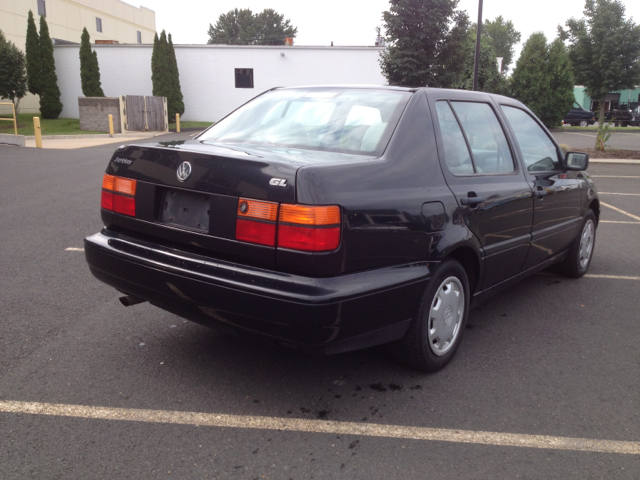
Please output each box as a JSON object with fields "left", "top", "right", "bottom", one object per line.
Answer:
{"left": 588, "top": 198, "right": 601, "bottom": 225}
{"left": 446, "top": 246, "right": 481, "bottom": 294}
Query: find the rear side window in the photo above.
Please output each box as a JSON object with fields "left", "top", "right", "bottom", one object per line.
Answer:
{"left": 435, "top": 101, "right": 514, "bottom": 175}
{"left": 501, "top": 106, "right": 561, "bottom": 172}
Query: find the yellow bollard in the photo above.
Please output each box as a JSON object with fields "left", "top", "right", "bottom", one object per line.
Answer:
{"left": 108, "top": 114, "right": 114, "bottom": 137}
{"left": 33, "top": 117, "right": 42, "bottom": 148}
{"left": 176, "top": 113, "right": 180, "bottom": 133}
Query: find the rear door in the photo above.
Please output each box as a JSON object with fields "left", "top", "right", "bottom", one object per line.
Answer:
{"left": 427, "top": 91, "right": 533, "bottom": 290}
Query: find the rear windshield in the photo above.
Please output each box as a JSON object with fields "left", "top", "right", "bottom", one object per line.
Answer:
{"left": 197, "top": 88, "right": 412, "bottom": 156}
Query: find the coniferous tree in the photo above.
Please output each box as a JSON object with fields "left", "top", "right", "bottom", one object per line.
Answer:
{"left": 151, "top": 32, "right": 160, "bottom": 97}
{"left": 79, "top": 27, "right": 104, "bottom": 97}
{"left": 25, "top": 10, "right": 42, "bottom": 96}
{"left": 166, "top": 34, "right": 184, "bottom": 118}
{"left": 38, "top": 15, "right": 63, "bottom": 118}
{"left": 0, "top": 30, "right": 28, "bottom": 109}
{"left": 380, "top": 0, "right": 470, "bottom": 87}
{"left": 510, "top": 33, "right": 574, "bottom": 128}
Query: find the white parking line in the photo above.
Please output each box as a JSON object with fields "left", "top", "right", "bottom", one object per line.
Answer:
{"left": 591, "top": 176, "right": 640, "bottom": 179}
{"left": 600, "top": 220, "right": 640, "bottom": 224}
{"left": 65, "top": 248, "right": 84, "bottom": 252}
{"left": 585, "top": 274, "right": 640, "bottom": 280}
{"left": 563, "top": 132, "right": 597, "bottom": 138}
{"left": 599, "top": 192, "right": 640, "bottom": 196}
{"left": 1, "top": 400, "right": 638, "bottom": 455}
{"left": 600, "top": 202, "right": 640, "bottom": 221}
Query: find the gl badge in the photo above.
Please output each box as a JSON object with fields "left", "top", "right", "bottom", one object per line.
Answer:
{"left": 269, "top": 178, "right": 287, "bottom": 187}
{"left": 176, "top": 161, "right": 192, "bottom": 182}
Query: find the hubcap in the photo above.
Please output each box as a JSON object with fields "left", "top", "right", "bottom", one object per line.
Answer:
{"left": 579, "top": 219, "right": 595, "bottom": 269}
{"left": 427, "top": 276, "right": 464, "bottom": 356}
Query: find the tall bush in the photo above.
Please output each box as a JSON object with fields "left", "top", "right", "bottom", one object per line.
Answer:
{"left": 25, "top": 10, "right": 42, "bottom": 96}
{"left": 79, "top": 27, "right": 104, "bottom": 97}
{"left": 151, "top": 31, "right": 184, "bottom": 119}
{"left": 38, "top": 15, "right": 63, "bottom": 118}
{"left": 0, "top": 30, "right": 28, "bottom": 109}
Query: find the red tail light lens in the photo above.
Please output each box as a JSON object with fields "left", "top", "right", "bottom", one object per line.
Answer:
{"left": 235, "top": 198, "right": 278, "bottom": 246}
{"left": 278, "top": 204, "right": 341, "bottom": 252}
{"left": 278, "top": 224, "right": 340, "bottom": 251}
{"left": 101, "top": 174, "right": 136, "bottom": 217}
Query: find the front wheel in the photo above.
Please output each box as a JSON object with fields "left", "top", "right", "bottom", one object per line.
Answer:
{"left": 560, "top": 210, "right": 596, "bottom": 278}
{"left": 390, "top": 260, "right": 470, "bottom": 372}
{"left": 579, "top": 120, "right": 589, "bottom": 127}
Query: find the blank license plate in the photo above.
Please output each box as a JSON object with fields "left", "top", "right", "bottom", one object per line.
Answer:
{"left": 160, "top": 188, "right": 210, "bottom": 232}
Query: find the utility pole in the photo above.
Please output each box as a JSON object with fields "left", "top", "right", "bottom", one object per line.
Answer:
{"left": 472, "top": 0, "right": 484, "bottom": 91}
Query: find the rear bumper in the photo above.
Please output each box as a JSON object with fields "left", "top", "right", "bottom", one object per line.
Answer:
{"left": 84, "top": 229, "right": 434, "bottom": 353}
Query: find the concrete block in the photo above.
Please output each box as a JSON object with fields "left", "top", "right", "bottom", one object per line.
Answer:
{"left": 0, "top": 134, "right": 25, "bottom": 147}
{"left": 78, "top": 97, "right": 122, "bottom": 133}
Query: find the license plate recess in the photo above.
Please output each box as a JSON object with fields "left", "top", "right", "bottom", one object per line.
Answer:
{"left": 160, "top": 188, "right": 210, "bottom": 232}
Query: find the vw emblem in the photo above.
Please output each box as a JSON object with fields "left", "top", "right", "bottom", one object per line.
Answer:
{"left": 176, "top": 161, "right": 192, "bottom": 182}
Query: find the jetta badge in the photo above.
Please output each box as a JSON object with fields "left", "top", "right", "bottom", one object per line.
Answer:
{"left": 176, "top": 161, "right": 192, "bottom": 182}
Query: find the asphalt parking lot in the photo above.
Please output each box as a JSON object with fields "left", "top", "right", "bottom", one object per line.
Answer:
{"left": 553, "top": 129, "right": 640, "bottom": 151}
{"left": 1, "top": 136, "right": 639, "bottom": 479}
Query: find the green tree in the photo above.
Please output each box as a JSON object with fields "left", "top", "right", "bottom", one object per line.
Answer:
{"left": 481, "top": 16, "right": 521, "bottom": 74}
{"left": 379, "top": 0, "right": 471, "bottom": 87}
{"left": 453, "top": 34, "right": 506, "bottom": 94}
{"left": 38, "top": 14, "right": 63, "bottom": 119}
{"left": 166, "top": 34, "right": 184, "bottom": 118}
{"left": 510, "top": 33, "right": 574, "bottom": 128}
{"left": 79, "top": 27, "right": 105, "bottom": 97}
{"left": 0, "top": 30, "right": 28, "bottom": 110}
{"left": 25, "top": 10, "right": 41, "bottom": 96}
{"left": 560, "top": 0, "right": 640, "bottom": 149}
{"left": 151, "top": 31, "right": 184, "bottom": 119}
{"left": 207, "top": 8, "right": 297, "bottom": 45}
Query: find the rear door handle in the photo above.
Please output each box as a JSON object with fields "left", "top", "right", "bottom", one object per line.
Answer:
{"left": 533, "top": 188, "right": 548, "bottom": 198}
{"left": 460, "top": 196, "right": 484, "bottom": 207}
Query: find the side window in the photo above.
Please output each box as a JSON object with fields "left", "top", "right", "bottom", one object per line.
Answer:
{"left": 501, "top": 105, "right": 561, "bottom": 172}
{"left": 450, "top": 102, "right": 515, "bottom": 174}
{"left": 435, "top": 101, "right": 474, "bottom": 175}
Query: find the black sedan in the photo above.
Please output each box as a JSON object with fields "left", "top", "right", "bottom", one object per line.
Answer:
{"left": 85, "top": 86, "right": 599, "bottom": 372}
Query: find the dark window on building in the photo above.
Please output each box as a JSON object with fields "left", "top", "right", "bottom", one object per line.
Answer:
{"left": 137, "top": 31, "right": 142, "bottom": 44}
{"left": 96, "top": 17, "right": 102, "bottom": 33}
{"left": 235, "top": 68, "right": 254, "bottom": 89}
{"left": 37, "top": 0, "right": 46, "bottom": 16}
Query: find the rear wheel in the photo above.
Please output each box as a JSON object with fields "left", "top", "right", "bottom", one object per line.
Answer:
{"left": 579, "top": 120, "right": 588, "bottom": 127}
{"left": 560, "top": 210, "right": 596, "bottom": 278}
{"left": 390, "top": 260, "right": 470, "bottom": 372}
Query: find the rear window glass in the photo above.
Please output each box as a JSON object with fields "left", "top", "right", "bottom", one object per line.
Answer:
{"left": 198, "top": 88, "right": 411, "bottom": 156}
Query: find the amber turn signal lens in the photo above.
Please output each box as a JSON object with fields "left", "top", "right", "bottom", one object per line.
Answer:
{"left": 102, "top": 174, "right": 115, "bottom": 191}
{"left": 279, "top": 205, "right": 340, "bottom": 226}
{"left": 237, "top": 198, "right": 278, "bottom": 221}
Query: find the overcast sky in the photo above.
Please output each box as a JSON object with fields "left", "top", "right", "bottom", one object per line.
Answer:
{"left": 152, "top": 0, "right": 640, "bottom": 62}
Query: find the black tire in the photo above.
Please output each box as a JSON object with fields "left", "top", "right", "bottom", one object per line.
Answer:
{"left": 560, "top": 210, "right": 596, "bottom": 278}
{"left": 579, "top": 120, "right": 588, "bottom": 127}
{"left": 390, "top": 259, "right": 470, "bottom": 372}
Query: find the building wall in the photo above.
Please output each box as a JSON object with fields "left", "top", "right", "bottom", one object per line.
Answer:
{"left": 0, "top": 0, "right": 155, "bottom": 113}
{"left": 53, "top": 44, "right": 388, "bottom": 122}
{"left": 574, "top": 86, "right": 640, "bottom": 112}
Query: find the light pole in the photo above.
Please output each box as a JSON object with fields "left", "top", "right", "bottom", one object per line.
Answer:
{"left": 472, "top": 0, "right": 484, "bottom": 91}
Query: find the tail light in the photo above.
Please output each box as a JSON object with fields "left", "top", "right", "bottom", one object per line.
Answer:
{"left": 235, "top": 200, "right": 341, "bottom": 252}
{"left": 278, "top": 205, "right": 341, "bottom": 252}
{"left": 235, "top": 198, "right": 278, "bottom": 246}
{"left": 101, "top": 174, "right": 136, "bottom": 216}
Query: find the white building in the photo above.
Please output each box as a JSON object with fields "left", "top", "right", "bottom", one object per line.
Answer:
{"left": 53, "top": 44, "right": 388, "bottom": 122}
{"left": 0, "top": 0, "right": 155, "bottom": 113}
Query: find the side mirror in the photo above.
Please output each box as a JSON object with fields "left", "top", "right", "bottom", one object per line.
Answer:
{"left": 564, "top": 151, "right": 589, "bottom": 171}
